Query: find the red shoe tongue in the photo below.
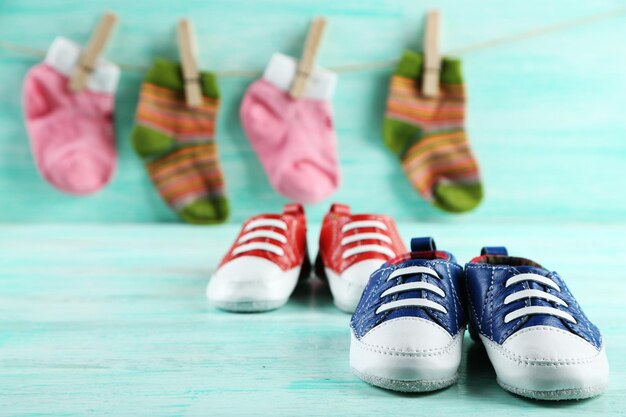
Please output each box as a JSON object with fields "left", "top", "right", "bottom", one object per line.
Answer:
{"left": 283, "top": 203, "right": 304, "bottom": 215}
{"left": 348, "top": 213, "right": 388, "bottom": 221}
{"left": 330, "top": 203, "right": 351, "bottom": 214}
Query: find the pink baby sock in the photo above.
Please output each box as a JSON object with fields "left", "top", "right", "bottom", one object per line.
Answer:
{"left": 240, "top": 53, "right": 339, "bottom": 204}
{"left": 23, "top": 37, "right": 120, "bottom": 195}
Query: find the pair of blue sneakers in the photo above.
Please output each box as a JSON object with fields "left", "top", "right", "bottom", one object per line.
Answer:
{"left": 350, "top": 237, "right": 609, "bottom": 400}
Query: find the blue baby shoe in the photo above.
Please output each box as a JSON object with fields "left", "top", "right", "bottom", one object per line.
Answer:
{"left": 465, "top": 247, "right": 609, "bottom": 400}
{"left": 349, "top": 237, "right": 466, "bottom": 392}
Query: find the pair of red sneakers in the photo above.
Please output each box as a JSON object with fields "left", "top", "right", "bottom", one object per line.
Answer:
{"left": 206, "top": 203, "right": 406, "bottom": 312}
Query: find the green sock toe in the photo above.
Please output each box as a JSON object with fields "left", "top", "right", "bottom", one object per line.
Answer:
{"left": 178, "top": 198, "right": 229, "bottom": 225}
{"left": 433, "top": 182, "right": 483, "bottom": 213}
{"left": 383, "top": 119, "right": 423, "bottom": 157}
{"left": 132, "top": 125, "right": 174, "bottom": 158}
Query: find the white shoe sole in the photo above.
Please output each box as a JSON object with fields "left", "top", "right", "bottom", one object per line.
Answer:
{"left": 351, "top": 367, "right": 458, "bottom": 393}
{"left": 481, "top": 335, "right": 609, "bottom": 400}
{"left": 497, "top": 379, "right": 608, "bottom": 401}
{"left": 350, "top": 329, "right": 463, "bottom": 392}
{"left": 208, "top": 299, "right": 289, "bottom": 313}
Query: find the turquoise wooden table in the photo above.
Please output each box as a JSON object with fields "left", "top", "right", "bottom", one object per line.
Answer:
{"left": 1, "top": 222, "right": 624, "bottom": 416}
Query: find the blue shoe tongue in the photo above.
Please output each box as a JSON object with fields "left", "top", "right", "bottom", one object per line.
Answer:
{"left": 411, "top": 237, "right": 436, "bottom": 252}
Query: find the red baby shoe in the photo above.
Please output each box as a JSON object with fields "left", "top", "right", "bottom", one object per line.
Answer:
{"left": 207, "top": 204, "right": 310, "bottom": 312}
{"left": 316, "top": 203, "right": 406, "bottom": 312}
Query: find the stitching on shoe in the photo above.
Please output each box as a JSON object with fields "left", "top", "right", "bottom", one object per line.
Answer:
{"left": 363, "top": 316, "right": 451, "bottom": 342}
{"left": 356, "top": 265, "right": 390, "bottom": 332}
{"left": 357, "top": 326, "right": 464, "bottom": 356}
{"left": 482, "top": 334, "right": 603, "bottom": 366}
{"left": 487, "top": 267, "right": 496, "bottom": 336}
{"left": 501, "top": 280, "right": 530, "bottom": 342}
{"left": 503, "top": 325, "right": 601, "bottom": 359}
{"left": 464, "top": 271, "right": 483, "bottom": 333}
{"left": 466, "top": 265, "right": 516, "bottom": 271}
{"left": 506, "top": 325, "right": 588, "bottom": 343}
{"left": 445, "top": 262, "right": 460, "bottom": 331}
{"left": 557, "top": 278, "right": 597, "bottom": 344}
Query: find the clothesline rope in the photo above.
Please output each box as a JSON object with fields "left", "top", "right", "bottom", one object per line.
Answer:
{"left": 1, "top": 7, "right": 624, "bottom": 77}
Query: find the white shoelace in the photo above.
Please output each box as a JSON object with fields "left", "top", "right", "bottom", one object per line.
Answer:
{"left": 232, "top": 218, "right": 288, "bottom": 257}
{"left": 503, "top": 273, "right": 576, "bottom": 324}
{"left": 341, "top": 220, "right": 396, "bottom": 259}
{"left": 376, "top": 266, "right": 446, "bottom": 314}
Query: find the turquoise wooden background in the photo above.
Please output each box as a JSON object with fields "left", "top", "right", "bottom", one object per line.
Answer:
{"left": 1, "top": 0, "right": 625, "bottom": 223}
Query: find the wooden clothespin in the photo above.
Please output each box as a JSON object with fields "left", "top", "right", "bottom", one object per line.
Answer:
{"left": 177, "top": 19, "right": 203, "bottom": 108}
{"left": 69, "top": 12, "right": 118, "bottom": 92}
{"left": 289, "top": 17, "right": 327, "bottom": 100}
{"left": 422, "top": 10, "right": 441, "bottom": 98}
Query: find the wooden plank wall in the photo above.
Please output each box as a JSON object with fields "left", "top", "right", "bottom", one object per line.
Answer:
{"left": 0, "top": 0, "right": 625, "bottom": 223}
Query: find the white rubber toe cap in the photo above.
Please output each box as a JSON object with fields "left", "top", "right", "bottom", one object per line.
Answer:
{"left": 482, "top": 326, "right": 609, "bottom": 399}
{"left": 350, "top": 317, "right": 464, "bottom": 385}
{"left": 360, "top": 316, "right": 453, "bottom": 351}
{"left": 207, "top": 256, "right": 300, "bottom": 307}
{"left": 326, "top": 259, "right": 385, "bottom": 313}
{"left": 502, "top": 325, "right": 599, "bottom": 361}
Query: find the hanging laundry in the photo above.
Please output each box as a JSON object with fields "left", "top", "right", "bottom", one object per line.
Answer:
{"left": 240, "top": 18, "right": 340, "bottom": 204}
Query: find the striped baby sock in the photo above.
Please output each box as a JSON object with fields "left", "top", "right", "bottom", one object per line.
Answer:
{"left": 132, "top": 58, "right": 228, "bottom": 224}
{"left": 383, "top": 51, "right": 482, "bottom": 213}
